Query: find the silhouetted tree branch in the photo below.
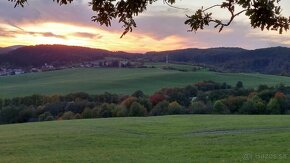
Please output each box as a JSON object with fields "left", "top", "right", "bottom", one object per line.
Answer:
{"left": 8, "top": 0, "right": 290, "bottom": 37}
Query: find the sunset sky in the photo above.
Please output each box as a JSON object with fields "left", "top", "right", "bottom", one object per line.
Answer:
{"left": 0, "top": 0, "right": 290, "bottom": 53}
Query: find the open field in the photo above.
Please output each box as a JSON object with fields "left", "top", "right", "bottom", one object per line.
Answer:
{"left": 1, "top": 66, "right": 290, "bottom": 98}
{"left": 144, "top": 62, "right": 201, "bottom": 70}
{"left": 0, "top": 115, "right": 290, "bottom": 162}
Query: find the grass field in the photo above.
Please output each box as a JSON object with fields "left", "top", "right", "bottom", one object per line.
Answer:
{"left": 1, "top": 66, "right": 290, "bottom": 98}
{"left": 0, "top": 115, "right": 290, "bottom": 162}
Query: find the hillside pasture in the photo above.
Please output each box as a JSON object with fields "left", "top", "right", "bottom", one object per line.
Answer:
{"left": 0, "top": 115, "right": 290, "bottom": 162}
{"left": 1, "top": 66, "right": 290, "bottom": 98}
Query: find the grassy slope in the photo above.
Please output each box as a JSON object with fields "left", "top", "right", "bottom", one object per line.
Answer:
{"left": 0, "top": 115, "right": 290, "bottom": 162}
{"left": 1, "top": 67, "right": 290, "bottom": 98}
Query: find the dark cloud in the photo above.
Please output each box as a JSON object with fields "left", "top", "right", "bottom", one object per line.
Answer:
{"left": 73, "top": 32, "right": 102, "bottom": 39}
{"left": 36, "top": 32, "right": 66, "bottom": 39}
{"left": 6, "top": 22, "right": 25, "bottom": 31}
{"left": 0, "top": 27, "right": 67, "bottom": 39}
{"left": 0, "top": 28, "right": 15, "bottom": 37}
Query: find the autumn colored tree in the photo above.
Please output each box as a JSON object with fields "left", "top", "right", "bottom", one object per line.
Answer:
{"left": 221, "top": 96, "right": 247, "bottom": 113}
{"left": 149, "top": 93, "right": 165, "bottom": 106}
{"left": 121, "top": 96, "right": 137, "bottom": 108}
{"left": 269, "top": 91, "right": 289, "bottom": 114}
{"left": 168, "top": 101, "right": 183, "bottom": 114}
{"left": 240, "top": 96, "right": 266, "bottom": 114}
{"left": 274, "top": 91, "right": 287, "bottom": 99}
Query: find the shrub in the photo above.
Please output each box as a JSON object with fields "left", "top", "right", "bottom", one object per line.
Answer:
{"left": 158, "top": 87, "right": 196, "bottom": 107}
{"left": 74, "top": 113, "right": 82, "bottom": 119}
{"left": 62, "top": 111, "right": 75, "bottom": 120}
{"left": 82, "top": 107, "right": 93, "bottom": 119}
{"left": 240, "top": 96, "right": 266, "bottom": 114}
{"left": 46, "top": 115, "right": 55, "bottom": 121}
{"left": 213, "top": 100, "right": 229, "bottom": 114}
{"left": 236, "top": 81, "right": 244, "bottom": 89}
{"left": 114, "top": 105, "right": 129, "bottom": 117}
{"left": 189, "top": 101, "right": 211, "bottom": 114}
{"left": 168, "top": 101, "right": 183, "bottom": 114}
{"left": 64, "top": 101, "right": 92, "bottom": 114}
{"left": 267, "top": 98, "right": 281, "bottom": 114}
{"left": 137, "top": 98, "right": 153, "bottom": 112}
{"left": 18, "top": 107, "right": 36, "bottom": 123}
{"left": 92, "top": 106, "right": 100, "bottom": 118}
{"left": 98, "top": 103, "right": 114, "bottom": 118}
{"left": 257, "top": 90, "right": 276, "bottom": 102}
{"left": 275, "top": 92, "right": 289, "bottom": 114}
{"left": 43, "top": 102, "right": 66, "bottom": 116}
{"left": 208, "top": 90, "right": 230, "bottom": 102}
{"left": 129, "top": 102, "right": 147, "bottom": 116}
{"left": 38, "top": 112, "right": 54, "bottom": 121}
{"left": 150, "top": 100, "right": 169, "bottom": 116}
{"left": 0, "top": 105, "right": 22, "bottom": 124}
{"left": 222, "top": 96, "right": 247, "bottom": 113}
{"left": 266, "top": 92, "right": 289, "bottom": 114}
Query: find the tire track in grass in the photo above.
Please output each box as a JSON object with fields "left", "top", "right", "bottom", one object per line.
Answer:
{"left": 186, "top": 126, "right": 290, "bottom": 136}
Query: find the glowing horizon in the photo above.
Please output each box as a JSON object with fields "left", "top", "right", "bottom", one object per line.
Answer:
{"left": 0, "top": 21, "right": 201, "bottom": 53}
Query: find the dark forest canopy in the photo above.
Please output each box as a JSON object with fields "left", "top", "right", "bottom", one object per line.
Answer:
{"left": 9, "top": 0, "right": 290, "bottom": 37}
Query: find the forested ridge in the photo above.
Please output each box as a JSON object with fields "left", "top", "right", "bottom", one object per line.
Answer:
{"left": 1, "top": 45, "right": 290, "bottom": 75}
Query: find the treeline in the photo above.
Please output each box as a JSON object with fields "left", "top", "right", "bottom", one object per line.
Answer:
{"left": 146, "top": 47, "right": 290, "bottom": 75}
{"left": 0, "top": 45, "right": 137, "bottom": 67}
{"left": 1, "top": 81, "right": 290, "bottom": 124}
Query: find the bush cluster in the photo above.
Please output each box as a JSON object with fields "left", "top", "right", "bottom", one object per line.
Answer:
{"left": 1, "top": 81, "right": 290, "bottom": 124}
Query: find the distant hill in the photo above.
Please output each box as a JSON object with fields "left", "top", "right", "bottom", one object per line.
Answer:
{"left": 0, "top": 45, "right": 24, "bottom": 54}
{"left": 0, "top": 45, "right": 135, "bottom": 66}
{"left": 146, "top": 47, "right": 290, "bottom": 75}
{"left": 1, "top": 45, "right": 290, "bottom": 75}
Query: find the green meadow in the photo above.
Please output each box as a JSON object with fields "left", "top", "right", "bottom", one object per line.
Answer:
{"left": 1, "top": 66, "right": 290, "bottom": 98}
{"left": 0, "top": 115, "right": 290, "bottom": 162}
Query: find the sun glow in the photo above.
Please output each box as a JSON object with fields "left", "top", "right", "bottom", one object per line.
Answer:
{"left": 0, "top": 22, "right": 192, "bottom": 53}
